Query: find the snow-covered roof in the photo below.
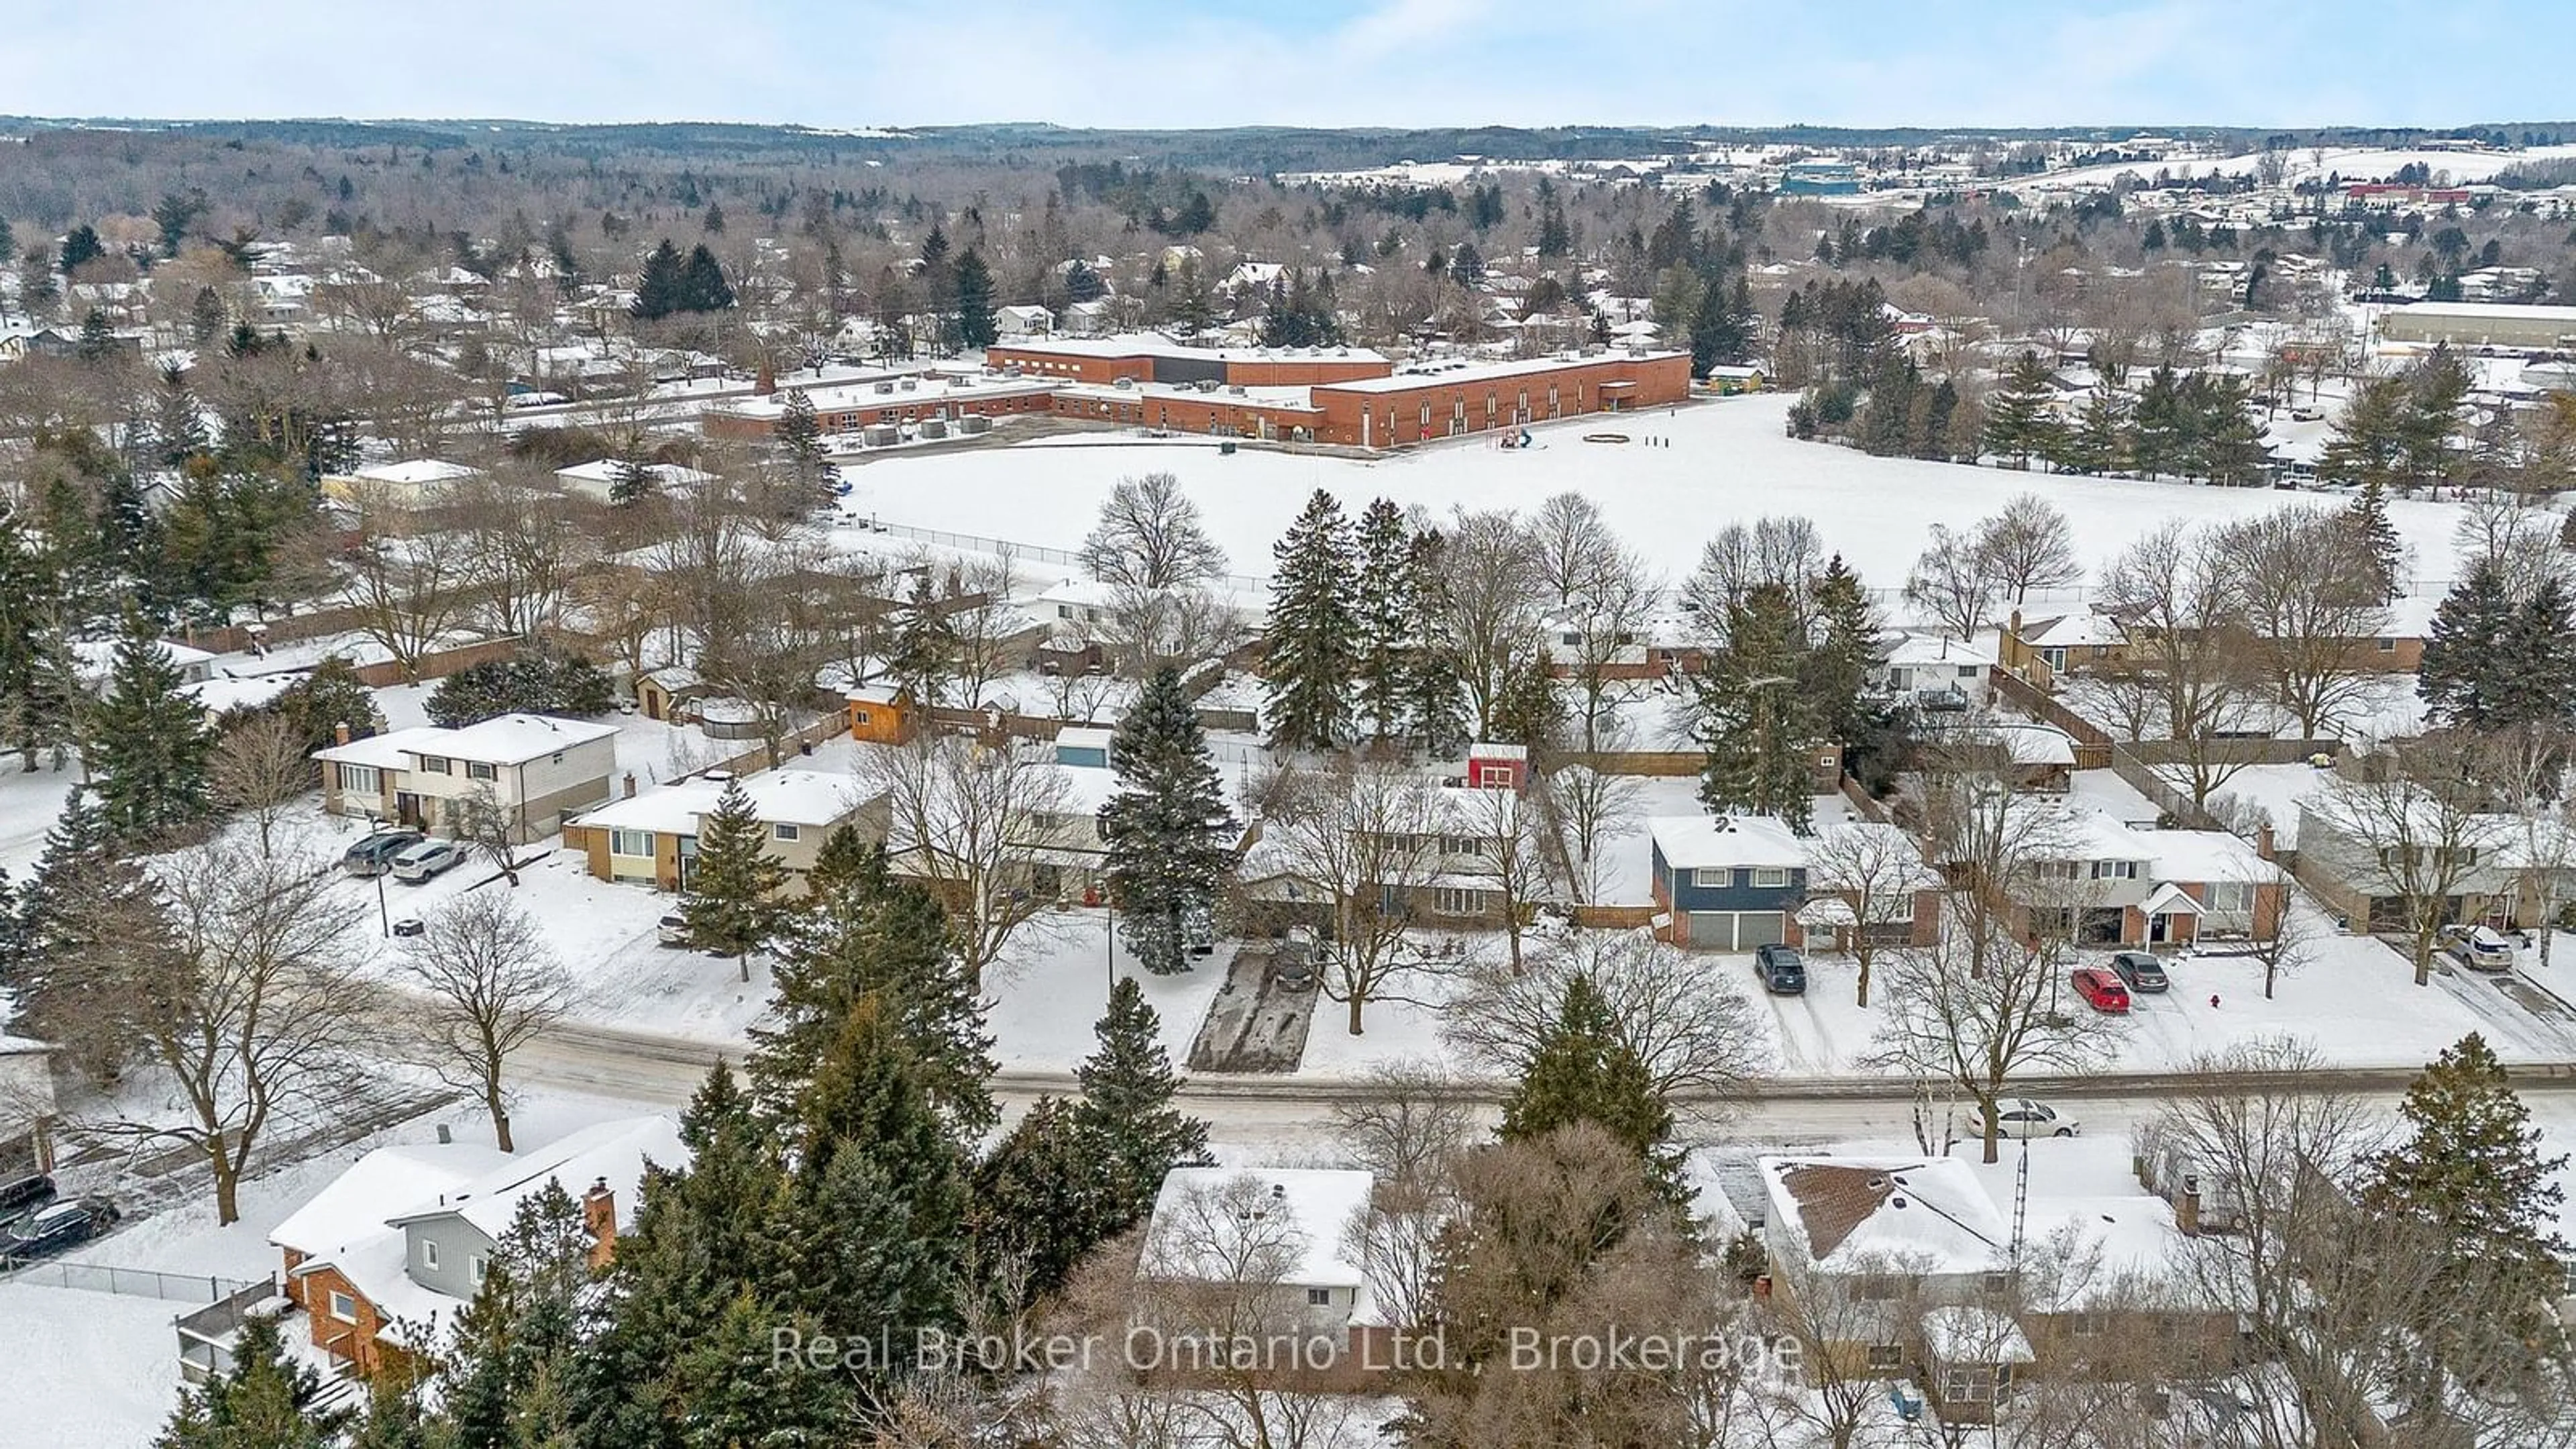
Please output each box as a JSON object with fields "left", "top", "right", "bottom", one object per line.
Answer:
{"left": 1920, "top": 1306, "right": 2034, "bottom": 1363}
{"left": 350, "top": 459, "right": 480, "bottom": 487}
{"left": 2387, "top": 300, "right": 2576, "bottom": 325}
{"left": 312, "top": 724, "right": 451, "bottom": 771}
{"left": 2021, "top": 610, "right": 2127, "bottom": 649}
{"left": 387, "top": 1115, "right": 685, "bottom": 1239}
{"left": 574, "top": 769, "right": 871, "bottom": 837}
{"left": 1758, "top": 1155, "right": 2010, "bottom": 1276}
{"left": 1884, "top": 631, "right": 1997, "bottom": 669}
{"left": 1322, "top": 349, "right": 1688, "bottom": 394}
{"left": 1805, "top": 820, "right": 1941, "bottom": 892}
{"left": 428, "top": 714, "right": 619, "bottom": 765}
{"left": 554, "top": 459, "right": 713, "bottom": 489}
{"left": 1145, "top": 1168, "right": 1375, "bottom": 1289}
{"left": 270, "top": 1142, "right": 513, "bottom": 1259}
{"left": 1649, "top": 814, "right": 1807, "bottom": 871}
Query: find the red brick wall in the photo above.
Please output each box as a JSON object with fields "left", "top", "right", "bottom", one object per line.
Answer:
{"left": 1311, "top": 353, "right": 1695, "bottom": 447}
{"left": 985, "top": 344, "right": 1389, "bottom": 388}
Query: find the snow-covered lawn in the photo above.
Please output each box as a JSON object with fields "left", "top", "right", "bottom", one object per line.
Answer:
{"left": 0, "top": 758, "right": 80, "bottom": 875}
{"left": 984, "top": 910, "right": 1226, "bottom": 1074}
{"left": 838, "top": 392, "right": 2471, "bottom": 596}
{"left": 0, "top": 1283, "right": 186, "bottom": 1448}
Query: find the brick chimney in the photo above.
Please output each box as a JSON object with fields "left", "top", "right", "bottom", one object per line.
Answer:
{"left": 333, "top": 720, "right": 352, "bottom": 745}
{"left": 622, "top": 771, "right": 637, "bottom": 800}
{"left": 755, "top": 359, "right": 777, "bottom": 396}
{"left": 583, "top": 1177, "right": 618, "bottom": 1268}
{"left": 2255, "top": 822, "right": 2275, "bottom": 861}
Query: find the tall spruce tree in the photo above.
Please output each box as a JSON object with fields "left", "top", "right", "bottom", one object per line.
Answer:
{"left": 680, "top": 779, "right": 788, "bottom": 981}
{"left": 952, "top": 247, "right": 998, "bottom": 350}
{"left": 1352, "top": 498, "right": 1421, "bottom": 743}
{"left": 2363, "top": 1034, "right": 2569, "bottom": 1390}
{"left": 1262, "top": 489, "right": 1359, "bottom": 750}
{"left": 677, "top": 244, "right": 734, "bottom": 313}
{"left": 629, "top": 239, "right": 686, "bottom": 321}
{"left": 773, "top": 388, "right": 837, "bottom": 508}
{"left": 1498, "top": 972, "right": 1683, "bottom": 1201}
{"left": 1405, "top": 527, "right": 1468, "bottom": 755}
{"left": 751, "top": 835, "right": 995, "bottom": 1138}
{"left": 2347, "top": 480, "right": 2404, "bottom": 601}
{"left": 1980, "top": 350, "right": 2058, "bottom": 468}
{"left": 1072, "top": 977, "right": 1212, "bottom": 1226}
{"left": 1692, "top": 583, "right": 1822, "bottom": 831}
{"left": 1490, "top": 644, "right": 1566, "bottom": 755}
{"left": 968, "top": 1094, "right": 1122, "bottom": 1299}
{"left": 2418, "top": 561, "right": 2518, "bottom": 729}
{"left": 90, "top": 613, "right": 214, "bottom": 842}
{"left": 1099, "top": 667, "right": 1236, "bottom": 976}
{"left": 436, "top": 1181, "right": 594, "bottom": 1449}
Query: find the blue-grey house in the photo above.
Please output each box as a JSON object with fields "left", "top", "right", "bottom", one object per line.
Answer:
{"left": 1649, "top": 814, "right": 1810, "bottom": 951}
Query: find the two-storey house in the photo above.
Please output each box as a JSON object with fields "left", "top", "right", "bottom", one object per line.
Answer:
{"left": 2015, "top": 808, "right": 2285, "bottom": 949}
{"left": 1141, "top": 1167, "right": 1383, "bottom": 1368}
{"left": 313, "top": 714, "right": 619, "bottom": 844}
{"left": 1650, "top": 814, "right": 1812, "bottom": 951}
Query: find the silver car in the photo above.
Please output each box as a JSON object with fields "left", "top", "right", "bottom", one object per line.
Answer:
{"left": 390, "top": 839, "right": 467, "bottom": 883}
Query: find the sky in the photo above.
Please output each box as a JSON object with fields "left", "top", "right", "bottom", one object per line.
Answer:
{"left": 4, "top": 0, "right": 2572, "bottom": 133}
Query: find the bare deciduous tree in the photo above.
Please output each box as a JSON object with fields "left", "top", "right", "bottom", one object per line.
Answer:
{"left": 61, "top": 838, "right": 377, "bottom": 1223}
{"left": 1680, "top": 514, "right": 1824, "bottom": 630}
{"left": 1444, "top": 928, "right": 1763, "bottom": 1116}
{"left": 337, "top": 490, "right": 476, "bottom": 682}
{"left": 1079, "top": 471, "right": 1228, "bottom": 591}
{"left": 861, "top": 734, "right": 1074, "bottom": 987}
{"left": 1425, "top": 506, "right": 1542, "bottom": 738}
{"left": 1535, "top": 757, "right": 1640, "bottom": 906}
{"left": 2300, "top": 733, "right": 2499, "bottom": 985}
{"left": 2095, "top": 520, "right": 2263, "bottom": 808}
{"left": 1801, "top": 819, "right": 1933, "bottom": 1008}
{"left": 1326, "top": 1059, "right": 1477, "bottom": 1204}
{"left": 210, "top": 713, "right": 314, "bottom": 853}
{"left": 1903, "top": 522, "right": 2001, "bottom": 641}
{"left": 2217, "top": 505, "right": 2394, "bottom": 739}
{"left": 398, "top": 891, "right": 575, "bottom": 1152}
{"left": 1246, "top": 757, "right": 1448, "bottom": 1036}
{"left": 1972, "top": 492, "right": 2081, "bottom": 605}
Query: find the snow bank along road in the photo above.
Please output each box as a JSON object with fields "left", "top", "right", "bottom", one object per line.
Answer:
{"left": 515, "top": 1018, "right": 2576, "bottom": 1140}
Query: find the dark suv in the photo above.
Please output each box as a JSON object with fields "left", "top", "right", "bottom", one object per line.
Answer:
{"left": 2108, "top": 951, "right": 2170, "bottom": 993}
{"left": 1755, "top": 943, "right": 1807, "bottom": 996}
{"left": 341, "top": 829, "right": 425, "bottom": 877}
{"left": 0, "top": 1197, "right": 118, "bottom": 1263}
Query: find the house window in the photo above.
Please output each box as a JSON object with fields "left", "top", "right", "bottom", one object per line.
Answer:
{"left": 1440, "top": 835, "right": 1481, "bottom": 857}
{"left": 1941, "top": 1366, "right": 1998, "bottom": 1403}
{"left": 1432, "top": 887, "right": 1487, "bottom": 917}
{"left": 466, "top": 761, "right": 498, "bottom": 782}
{"left": 1692, "top": 867, "right": 1734, "bottom": 890}
{"left": 1866, "top": 1343, "right": 1904, "bottom": 1371}
{"left": 773, "top": 822, "right": 802, "bottom": 842}
{"left": 338, "top": 763, "right": 380, "bottom": 795}
{"left": 610, "top": 829, "right": 654, "bottom": 858}
{"left": 2073, "top": 1312, "right": 2108, "bottom": 1338}
{"left": 329, "top": 1291, "right": 359, "bottom": 1324}
{"left": 1980, "top": 1271, "right": 2011, "bottom": 1293}
{"left": 2206, "top": 881, "right": 2253, "bottom": 913}
{"left": 1752, "top": 867, "right": 1790, "bottom": 889}
{"left": 417, "top": 755, "right": 451, "bottom": 775}
{"left": 1307, "top": 1287, "right": 1332, "bottom": 1307}
{"left": 2089, "top": 859, "right": 2139, "bottom": 880}
{"left": 470, "top": 1255, "right": 486, "bottom": 1287}
{"left": 421, "top": 1240, "right": 439, "bottom": 1270}
{"left": 2375, "top": 637, "right": 2397, "bottom": 653}
{"left": 852, "top": 709, "right": 871, "bottom": 726}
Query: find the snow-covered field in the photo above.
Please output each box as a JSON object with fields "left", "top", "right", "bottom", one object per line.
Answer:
{"left": 838, "top": 394, "right": 2472, "bottom": 596}
{"left": 2025, "top": 143, "right": 2576, "bottom": 194}
{"left": 0, "top": 759, "right": 80, "bottom": 876}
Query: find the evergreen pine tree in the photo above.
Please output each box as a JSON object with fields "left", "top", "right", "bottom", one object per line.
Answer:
{"left": 1805, "top": 553, "right": 1879, "bottom": 745}
{"left": 773, "top": 388, "right": 837, "bottom": 507}
{"left": 1980, "top": 350, "right": 2057, "bottom": 468}
{"left": 1405, "top": 529, "right": 1468, "bottom": 755}
{"left": 2418, "top": 561, "right": 2516, "bottom": 730}
{"left": 272, "top": 655, "right": 386, "bottom": 755}
{"left": 1352, "top": 498, "right": 1420, "bottom": 742}
{"left": 752, "top": 836, "right": 995, "bottom": 1138}
{"left": 436, "top": 1181, "right": 593, "bottom": 1449}
{"left": 680, "top": 779, "right": 788, "bottom": 981}
{"left": 952, "top": 247, "right": 998, "bottom": 350}
{"left": 2347, "top": 480, "right": 2404, "bottom": 601}
{"left": 156, "top": 1314, "right": 354, "bottom": 1448}
{"left": 153, "top": 369, "right": 210, "bottom": 468}
{"left": 1497, "top": 973, "right": 1683, "bottom": 1201}
{"left": 2493, "top": 578, "right": 2576, "bottom": 730}
{"left": 58, "top": 224, "right": 103, "bottom": 274}
{"left": 2363, "top": 1034, "right": 2570, "bottom": 1386}
{"left": 186, "top": 286, "right": 228, "bottom": 345}
{"left": 1099, "top": 667, "right": 1236, "bottom": 976}
{"left": 678, "top": 244, "right": 734, "bottom": 313}
{"left": 0, "top": 498, "right": 75, "bottom": 770}
{"left": 75, "top": 308, "right": 118, "bottom": 364}
{"left": 9, "top": 788, "right": 154, "bottom": 1076}
{"left": 701, "top": 201, "right": 726, "bottom": 235}
{"left": 1692, "top": 584, "right": 1822, "bottom": 832}
{"left": 1490, "top": 645, "right": 1566, "bottom": 755}
{"left": 90, "top": 612, "right": 215, "bottom": 842}
{"left": 1262, "top": 490, "right": 1359, "bottom": 750}
{"left": 1072, "top": 977, "right": 1212, "bottom": 1226}
{"left": 968, "top": 1095, "right": 1122, "bottom": 1299}
{"left": 885, "top": 573, "right": 956, "bottom": 709}
{"left": 2058, "top": 383, "right": 2130, "bottom": 475}
{"left": 629, "top": 239, "right": 685, "bottom": 321}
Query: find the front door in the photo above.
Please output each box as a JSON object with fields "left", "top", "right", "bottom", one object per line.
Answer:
{"left": 395, "top": 792, "right": 424, "bottom": 828}
{"left": 2149, "top": 912, "right": 2171, "bottom": 945}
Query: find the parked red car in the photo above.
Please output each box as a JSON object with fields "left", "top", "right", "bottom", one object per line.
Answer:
{"left": 2071, "top": 967, "right": 2131, "bottom": 1014}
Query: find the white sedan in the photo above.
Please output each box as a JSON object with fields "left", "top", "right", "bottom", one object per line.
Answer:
{"left": 1970, "top": 1098, "right": 2082, "bottom": 1140}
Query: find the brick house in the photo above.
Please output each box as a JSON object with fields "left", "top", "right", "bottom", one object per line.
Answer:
{"left": 2012, "top": 809, "right": 2287, "bottom": 949}
{"left": 270, "top": 1117, "right": 684, "bottom": 1377}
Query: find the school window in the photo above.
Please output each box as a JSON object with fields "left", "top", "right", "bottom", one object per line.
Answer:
{"left": 329, "top": 1291, "right": 359, "bottom": 1324}
{"left": 773, "top": 822, "right": 801, "bottom": 842}
{"left": 466, "top": 761, "right": 498, "bottom": 782}
{"left": 1306, "top": 1287, "right": 1332, "bottom": 1307}
{"left": 337, "top": 763, "right": 380, "bottom": 795}
{"left": 1432, "top": 887, "right": 1486, "bottom": 917}
{"left": 1752, "top": 867, "right": 1790, "bottom": 889}
{"left": 1441, "top": 835, "right": 1482, "bottom": 857}
{"left": 610, "top": 829, "right": 654, "bottom": 858}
